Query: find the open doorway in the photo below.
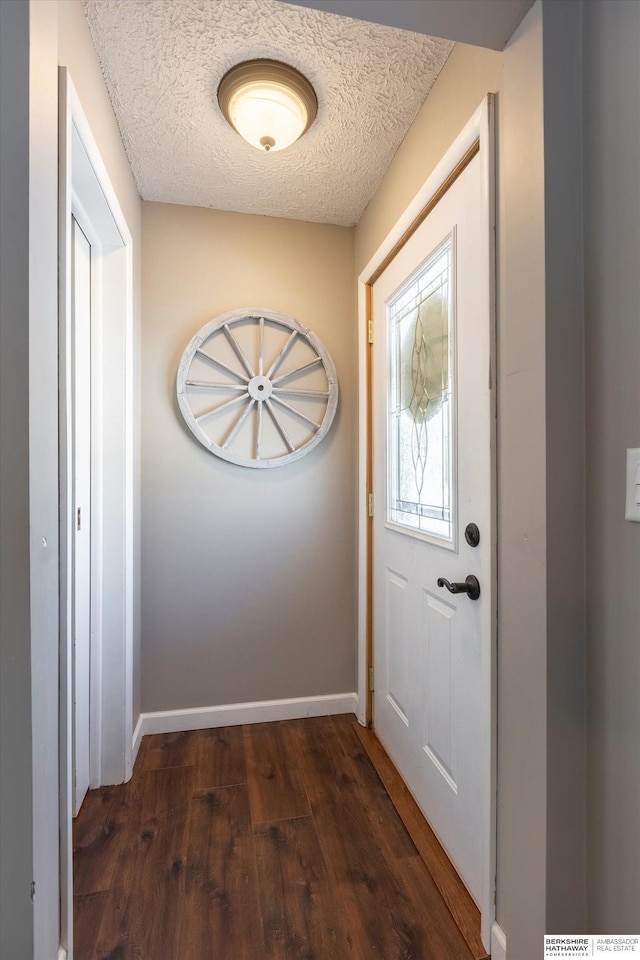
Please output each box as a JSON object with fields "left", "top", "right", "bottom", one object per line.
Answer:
{"left": 58, "top": 68, "right": 135, "bottom": 959}
{"left": 70, "top": 213, "right": 92, "bottom": 817}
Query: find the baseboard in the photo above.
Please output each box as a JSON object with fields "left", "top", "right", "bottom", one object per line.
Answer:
{"left": 137, "top": 692, "right": 359, "bottom": 738}
{"left": 132, "top": 712, "right": 144, "bottom": 766}
{"left": 490, "top": 921, "right": 507, "bottom": 960}
{"left": 58, "top": 946, "right": 68, "bottom": 960}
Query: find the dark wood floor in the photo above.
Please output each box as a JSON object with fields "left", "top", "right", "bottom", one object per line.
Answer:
{"left": 73, "top": 714, "right": 475, "bottom": 960}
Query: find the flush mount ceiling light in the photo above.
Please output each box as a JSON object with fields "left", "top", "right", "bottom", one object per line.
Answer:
{"left": 217, "top": 59, "right": 317, "bottom": 153}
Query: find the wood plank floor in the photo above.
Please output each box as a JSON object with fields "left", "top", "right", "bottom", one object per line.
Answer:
{"left": 353, "top": 725, "right": 488, "bottom": 960}
{"left": 73, "top": 715, "right": 475, "bottom": 960}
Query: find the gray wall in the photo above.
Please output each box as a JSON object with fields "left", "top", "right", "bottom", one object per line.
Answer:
{"left": 29, "top": 2, "right": 62, "bottom": 954}
{"left": 141, "top": 203, "right": 357, "bottom": 713}
{"left": 542, "top": 0, "right": 587, "bottom": 933}
{"left": 1, "top": 1, "right": 61, "bottom": 956}
{"left": 279, "top": 0, "right": 534, "bottom": 51}
{"left": 0, "top": 2, "right": 34, "bottom": 956}
{"left": 583, "top": 0, "right": 640, "bottom": 933}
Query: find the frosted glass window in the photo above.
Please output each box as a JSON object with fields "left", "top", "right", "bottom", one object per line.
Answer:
{"left": 387, "top": 239, "right": 454, "bottom": 541}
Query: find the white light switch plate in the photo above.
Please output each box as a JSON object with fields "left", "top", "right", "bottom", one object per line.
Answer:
{"left": 625, "top": 448, "right": 640, "bottom": 522}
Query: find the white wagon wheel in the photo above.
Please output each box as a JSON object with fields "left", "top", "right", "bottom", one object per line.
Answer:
{"left": 176, "top": 308, "right": 339, "bottom": 468}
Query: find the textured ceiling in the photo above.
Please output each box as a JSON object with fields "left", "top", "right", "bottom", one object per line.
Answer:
{"left": 83, "top": 0, "right": 453, "bottom": 226}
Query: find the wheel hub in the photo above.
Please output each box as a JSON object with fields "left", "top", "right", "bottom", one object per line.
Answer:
{"left": 247, "top": 375, "right": 273, "bottom": 401}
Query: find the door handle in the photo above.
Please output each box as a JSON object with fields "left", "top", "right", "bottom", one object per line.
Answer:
{"left": 437, "top": 575, "right": 481, "bottom": 601}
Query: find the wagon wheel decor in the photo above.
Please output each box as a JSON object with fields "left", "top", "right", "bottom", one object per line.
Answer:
{"left": 176, "top": 309, "right": 339, "bottom": 468}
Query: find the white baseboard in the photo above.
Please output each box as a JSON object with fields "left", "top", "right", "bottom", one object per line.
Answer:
{"left": 491, "top": 921, "right": 507, "bottom": 960}
{"left": 134, "top": 692, "right": 359, "bottom": 740}
{"left": 58, "top": 947, "right": 68, "bottom": 960}
{"left": 132, "top": 712, "right": 144, "bottom": 766}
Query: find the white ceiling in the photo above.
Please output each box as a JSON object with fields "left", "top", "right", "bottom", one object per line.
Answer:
{"left": 83, "top": 0, "right": 454, "bottom": 226}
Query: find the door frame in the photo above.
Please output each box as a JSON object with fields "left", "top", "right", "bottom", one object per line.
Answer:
{"left": 356, "top": 95, "right": 496, "bottom": 948}
{"left": 58, "top": 67, "right": 135, "bottom": 959}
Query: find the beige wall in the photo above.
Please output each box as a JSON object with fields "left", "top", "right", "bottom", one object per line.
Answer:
{"left": 354, "top": 7, "right": 553, "bottom": 956}
{"left": 497, "top": 7, "right": 551, "bottom": 951}
{"left": 141, "top": 203, "right": 356, "bottom": 712}
{"left": 355, "top": 40, "right": 503, "bottom": 274}
{"left": 58, "top": 1, "right": 140, "bottom": 237}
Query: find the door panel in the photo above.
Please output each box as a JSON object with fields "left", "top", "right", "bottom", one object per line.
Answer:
{"left": 424, "top": 591, "right": 457, "bottom": 790}
{"left": 386, "top": 570, "right": 409, "bottom": 723}
{"left": 372, "top": 153, "right": 490, "bottom": 904}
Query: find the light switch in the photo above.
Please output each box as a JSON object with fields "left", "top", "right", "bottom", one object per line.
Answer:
{"left": 625, "top": 448, "right": 640, "bottom": 522}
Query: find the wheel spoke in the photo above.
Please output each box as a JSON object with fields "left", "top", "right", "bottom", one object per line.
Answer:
{"left": 186, "top": 380, "right": 247, "bottom": 390}
{"left": 223, "top": 323, "right": 255, "bottom": 378}
{"left": 222, "top": 398, "right": 256, "bottom": 449}
{"left": 272, "top": 387, "right": 330, "bottom": 400}
{"left": 271, "top": 394, "right": 321, "bottom": 430}
{"left": 258, "top": 316, "right": 264, "bottom": 376}
{"left": 196, "top": 392, "right": 250, "bottom": 424}
{"left": 265, "top": 398, "right": 295, "bottom": 453}
{"left": 196, "top": 347, "right": 249, "bottom": 383}
{"left": 266, "top": 330, "right": 297, "bottom": 379}
{"left": 272, "top": 356, "right": 322, "bottom": 386}
{"left": 256, "top": 400, "right": 263, "bottom": 460}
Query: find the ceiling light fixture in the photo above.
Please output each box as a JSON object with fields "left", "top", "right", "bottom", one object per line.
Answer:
{"left": 218, "top": 59, "right": 317, "bottom": 153}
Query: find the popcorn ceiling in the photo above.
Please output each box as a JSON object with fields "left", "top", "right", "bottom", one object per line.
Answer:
{"left": 83, "top": 0, "right": 453, "bottom": 226}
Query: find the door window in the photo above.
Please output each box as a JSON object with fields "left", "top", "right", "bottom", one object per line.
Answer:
{"left": 387, "top": 234, "right": 455, "bottom": 543}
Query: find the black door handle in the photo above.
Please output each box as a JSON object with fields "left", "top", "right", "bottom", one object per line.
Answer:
{"left": 437, "top": 575, "right": 481, "bottom": 601}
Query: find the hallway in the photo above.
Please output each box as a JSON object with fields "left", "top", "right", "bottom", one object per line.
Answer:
{"left": 73, "top": 715, "right": 475, "bottom": 960}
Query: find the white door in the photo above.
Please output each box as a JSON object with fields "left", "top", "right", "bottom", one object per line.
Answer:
{"left": 71, "top": 216, "right": 92, "bottom": 816}
{"left": 372, "top": 151, "right": 492, "bottom": 903}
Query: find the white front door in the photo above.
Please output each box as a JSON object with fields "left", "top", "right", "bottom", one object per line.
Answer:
{"left": 372, "top": 150, "right": 492, "bottom": 904}
{"left": 72, "top": 216, "right": 92, "bottom": 816}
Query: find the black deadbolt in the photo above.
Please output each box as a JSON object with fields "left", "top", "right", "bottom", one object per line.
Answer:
{"left": 464, "top": 522, "right": 480, "bottom": 547}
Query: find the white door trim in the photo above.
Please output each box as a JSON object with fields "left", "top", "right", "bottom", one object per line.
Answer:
{"left": 58, "top": 67, "right": 134, "bottom": 959}
{"left": 356, "top": 95, "right": 496, "bottom": 950}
